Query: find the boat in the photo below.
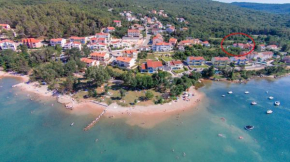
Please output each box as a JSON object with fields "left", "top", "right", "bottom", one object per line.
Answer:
{"left": 266, "top": 110, "right": 273, "bottom": 114}
{"left": 274, "top": 101, "right": 280, "bottom": 106}
{"left": 244, "top": 91, "right": 249, "bottom": 94}
{"left": 95, "top": 139, "right": 99, "bottom": 142}
{"left": 251, "top": 101, "right": 257, "bottom": 105}
{"left": 70, "top": 122, "right": 74, "bottom": 126}
{"left": 228, "top": 91, "right": 233, "bottom": 94}
{"left": 268, "top": 96, "right": 274, "bottom": 100}
{"left": 222, "top": 95, "right": 225, "bottom": 97}
{"left": 244, "top": 125, "right": 254, "bottom": 130}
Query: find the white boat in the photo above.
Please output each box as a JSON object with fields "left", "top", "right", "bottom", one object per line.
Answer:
{"left": 244, "top": 91, "right": 249, "bottom": 94}
{"left": 268, "top": 96, "right": 274, "bottom": 100}
{"left": 244, "top": 125, "right": 254, "bottom": 130}
{"left": 266, "top": 110, "right": 273, "bottom": 114}
{"left": 222, "top": 95, "right": 226, "bottom": 97}
{"left": 70, "top": 122, "right": 74, "bottom": 126}
{"left": 228, "top": 91, "right": 233, "bottom": 94}
{"left": 274, "top": 101, "right": 280, "bottom": 106}
{"left": 251, "top": 101, "right": 257, "bottom": 105}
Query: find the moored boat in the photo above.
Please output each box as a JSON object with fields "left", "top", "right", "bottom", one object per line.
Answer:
{"left": 266, "top": 110, "right": 273, "bottom": 114}
{"left": 268, "top": 96, "right": 274, "bottom": 100}
{"left": 251, "top": 101, "right": 257, "bottom": 105}
{"left": 274, "top": 101, "right": 280, "bottom": 106}
{"left": 70, "top": 122, "right": 74, "bottom": 126}
{"left": 222, "top": 95, "right": 225, "bottom": 97}
{"left": 228, "top": 91, "right": 233, "bottom": 94}
{"left": 244, "top": 125, "right": 254, "bottom": 130}
{"left": 244, "top": 91, "right": 249, "bottom": 94}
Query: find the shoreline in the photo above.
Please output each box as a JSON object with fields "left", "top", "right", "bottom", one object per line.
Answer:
{"left": 0, "top": 70, "right": 204, "bottom": 119}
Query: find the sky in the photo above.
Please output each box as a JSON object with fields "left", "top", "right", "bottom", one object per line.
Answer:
{"left": 214, "top": 0, "right": 289, "bottom": 4}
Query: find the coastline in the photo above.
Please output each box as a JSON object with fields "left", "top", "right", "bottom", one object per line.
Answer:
{"left": 1, "top": 71, "right": 204, "bottom": 125}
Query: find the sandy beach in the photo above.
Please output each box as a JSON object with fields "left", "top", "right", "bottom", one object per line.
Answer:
{"left": 1, "top": 70, "right": 205, "bottom": 128}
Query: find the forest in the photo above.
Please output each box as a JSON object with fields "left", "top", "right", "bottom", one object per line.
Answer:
{"left": 0, "top": 0, "right": 290, "bottom": 40}
{"left": 232, "top": 2, "right": 290, "bottom": 14}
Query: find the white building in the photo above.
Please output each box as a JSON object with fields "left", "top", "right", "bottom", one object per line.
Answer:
{"left": 0, "top": 39, "right": 17, "bottom": 51}
{"left": 116, "top": 57, "right": 135, "bottom": 68}
{"left": 50, "top": 38, "right": 66, "bottom": 47}
{"left": 153, "top": 42, "right": 172, "bottom": 52}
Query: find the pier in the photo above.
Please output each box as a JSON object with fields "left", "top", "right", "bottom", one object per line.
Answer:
{"left": 83, "top": 109, "right": 107, "bottom": 131}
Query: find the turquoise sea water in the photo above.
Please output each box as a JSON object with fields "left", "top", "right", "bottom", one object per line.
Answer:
{"left": 0, "top": 77, "right": 289, "bottom": 162}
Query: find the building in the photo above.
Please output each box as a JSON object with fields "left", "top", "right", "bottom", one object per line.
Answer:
{"left": 0, "top": 40, "right": 17, "bottom": 51}
{"left": 230, "top": 56, "right": 248, "bottom": 65}
{"left": 244, "top": 51, "right": 259, "bottom": 60}
{"left": 141, "top": 60, "right": 163, "bottom": 73}
{"left": 90, "top": 52, "right": 110, "bottom": 64}
{"left": 178, "top": 39, "right": 202, "bottom": 51}
{"left": 22, "top": 38, "right": 43, "bottom": 48}
{"left": 50, "top": 38, "right": 66, "bottom": 47}
{"left": 282, "top": 56, "right": 290, "bottom": 65}
{"left": 105, "top": 27, "right": 115, "bottom": 33}
{"left": 186, "top": 56, "right": 205, "bottom": 66}
{"left": 266, "top": 45, "right": 278, "bottom": 50}
{"left": 128, "top": 29, "right": 140, "bottom": 37}
{"left": 123, "top": 49, "right": 138, "bottom": 59}
{"left": 166, "top": 26, "right": 175, "bottom": 33}
{"left": 211, "top": 57, "right": 230, "bottom": 66}
{"left": 132, "top": 24, "right": 144, "bottom": 31}
{"left": 116, "top": 57, "right": 135, "bottom": 68}
{"left": 153, "top": 42, "right": 172, "bottom": 52}
{"left": 95, "top": 33, "right": 111, "bottom": 42}
{"left": 139, "top": 46, "right": 151, "bottom": 51}
{"left": 81, "top": 58, "right": 99, "bottom": 67}
{"left": 258, "top": 44, "right": 266, "bottom": 51}
{"left": 69, "top": 36, "right": 87, "bottom": 44}
{"left": 259, "top": 51, "right": 274, "bottom": 61}
{"left": 167, "top": 60, "right": 183, "bottom": 70}
{"left": 202, "top": 41, "right": 210, "bottom": 47}
{"left": 63, "top": 42, "right": 82, "bottom": 50}
{"left": 152, "top": 34, "right": 163, "bottom": 45}
{"left": 0, "top": 24, "right": 11, "bottom": 30}
{"left": 169, "top": 38, "right": 177, "bottom": 46}
{"left": 113, "top": 20, "right": 122, "bottom": 27}
{"left": 87, "top": 43, "right": 107, "bottom": 51}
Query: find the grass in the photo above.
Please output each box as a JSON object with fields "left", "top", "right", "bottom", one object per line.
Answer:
{"left": 172, "top": 69, "right": 185, "bottom": 73}
{"left": 107, "top": 66, "right": 125, "bottom": 74}
{"left": 189, "top": 65, "right": 209, "bottom": 68}
{"left": 159, "top": 56, "right": 173, "bottom": 62}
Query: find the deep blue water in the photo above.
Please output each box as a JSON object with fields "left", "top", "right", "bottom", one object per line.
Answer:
{"left": 0, "top": 77, "right": 289, "bottom": 162}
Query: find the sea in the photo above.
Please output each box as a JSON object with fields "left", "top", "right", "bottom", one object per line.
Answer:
{"left": 0, "top": 77, "right": 289, "bottom": 162}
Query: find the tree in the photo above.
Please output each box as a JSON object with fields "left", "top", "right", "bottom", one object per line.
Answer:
{"left": 145, "top": 90, "right": 154, "bottom": 100}
{"left": 119, "top": 89, "right": 126, "bottom": 99}
{"left": 85, "top": 66, "right": 110, "bottom": 86}
{"left": 63, "top": 75, "right": 75, "bottom": 93}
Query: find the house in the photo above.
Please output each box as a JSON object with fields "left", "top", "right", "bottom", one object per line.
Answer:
{"left": 132, "top": 24, "right": 144, "bottom": 31}
{"left": 64, "top": 42, "right": 82, "bottom": 50}
{"left": 0, "top": 24, "right": 11, "bottom": 30}
{"left": 96, "top": 33, "right": 111, "bottom": 42}
{"left": 113, "top": 20, "right": 122, "bottom": 27}
{"left": 211, "top": 57, "right": 230, "bottom": 66}
{"left": 151, "top": 28, "right": 162, "bottom": 35}
{"left": 141, "top": 60, "right": 163, "bottom": 73}
{"left": 116, "top": 57, "right": 135, "bottom": 68}
{"left": 167, "top": 60, "right": 183, "bottom": 70}
{"left": 128, "top": 29, "right": 140, "bottom": 37}
{"left": 50, "top": 38, "right": 66, "bottom": 47}
{"left": 259, "top": 51, "right": 274, "bottom": 61}
{"left": 266, "top": 45, "right": 278, "bottom": 50}
{"left": 202, "top": 41, "right": 210, "bottom": 47}
{"left": 152, "top": 34, "right": 163, "bottom": 45}
{"left": 177, "top": 18, "right": 185, "bottom": 22}
{"left": 178, "top": 39, "right": 202, "bottom": 51}
{"left": 230, "top": 56, "right": 248, "bottom": 65}
{"left": 105, "top": 27, "right": 115, "bottom": 33}
{"left": 87, "top": 43, "right": 107, "bottom": 51}
{"left": 139, "top": 46, "right": 151, "bottom": 51}
{"left": 69, "top": 36, "right": 87, "bottom": 44}
{"left": 166, "top": 26, "right": 175, "bottom": 33}
{"left": 22, "top": 38, "right": 43, "bottom": 48}
{"left": 169, "top": 38, "right": 177, "bottom": 46}
{"left": 151, "top": 10, "right": 157, "bottom": 14}
{"left": 110, "top": 40, "right": 123, "bottom": 49}
{"left": 126, "top": 16, "right": 136, "bottom": 21}
{"left": 0, "top": 39, "right": 17, "bottom": 51}
{"left": 186, "top": 56, "right": 205, "bottom": 66}
{"left": 90, "top": 52, "right": 110, "bottom": 64}
{"left": 258, "top": 44, "right": 266, "bottom": 51}
{"left": 153, "top": 42, "right": 172, "bottom": 52}
{"left": 90, "top": 37, "right": 107, "bottom": 44}
{"left": 123, "top": 49, "right": 138, "bottom": 59}
{"left": 282, "top": 56, "right": 290, "bottom": 65}
{"left": 81, "top": 58, "right": 99, "bottom": 67}
{"left": 233, "top": 43, "right": 245, "bottom": 49}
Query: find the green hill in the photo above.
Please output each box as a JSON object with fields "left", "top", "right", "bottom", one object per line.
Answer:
{"left": 0, "top": 0, "right": 290, "bottom": 39}
{"left": 232, "top": 2, "right": 290, "bottom": 14}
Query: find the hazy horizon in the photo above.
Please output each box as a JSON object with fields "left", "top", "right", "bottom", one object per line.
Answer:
{"left": 214, "top": 0, "right": 289, "bottom": 4}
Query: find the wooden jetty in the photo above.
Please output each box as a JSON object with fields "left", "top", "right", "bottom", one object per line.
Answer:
{"left": 83, "top": 109, "right": 107, "bottom": 131}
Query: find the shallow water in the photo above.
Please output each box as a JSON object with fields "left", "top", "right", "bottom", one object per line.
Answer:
{"left": 0, "top": 77, "right": 289, "bottom": 162}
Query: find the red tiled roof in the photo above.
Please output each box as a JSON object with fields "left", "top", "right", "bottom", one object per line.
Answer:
{"left": 81, "top": 58, "right": 95, "bottom": 63}
{"left": 203, "top": 41, "right": 209, "bottom": 44}
{"left": 262, "top": 51, "right": 274, "bottom": 55}
{"left": 107, "top": 27, "right": 115, "bottom": 30}
{"left": 259, "top": 44, "right": 265, "bottom": 47}
{"left": 147, "top": 60, "right": 163, "bottom": 68}
{"left": 156, "top": 42, "right": 170, "bottom": 46}
{"left": 113, "top": 20, "right": 121, "bottom": 23}
{"left": 22, "top": 38, "right": 41, "bottom": 43}
{"left": 141, "top": 63, "right": 146, "bottom": 70}
{"left": 70, "top": 36, "right": 85, "bottom": 40}
{"left": 90, "top": 52, "right": 107, "bottom": 57}
{"left": 0, "top": 39, "right": 15, "bottom": 43}
{"left": 117, "top": 57, "right": 132, "bottom": 63}
{"left": 188, "top": 56, "right": 205, "bottom": 61}
{"left": 170, "top": 60, "right": 183, "bottom": 65}
{"left": 50, "top": 38, "right": 63, "bottom": 42}
{"left": 214, "top": 57, "right": 230, "bottom": 61}
{"left": 128, "top": 29, "right": 139, "bottom": 33}
{"left": 72, "top": 42, "right": 81, "bottom": 45}
{"left": 96, "top": 33, "right": 109, "bottom": 36}
{"left": 124, "top": 49, "right": 137, "bottom": 54}
{"left": 233, "top": 56, "right": 247, "bottom": 60}
{"left": 169, "top": 38, "right": 177, "bottom": 43}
